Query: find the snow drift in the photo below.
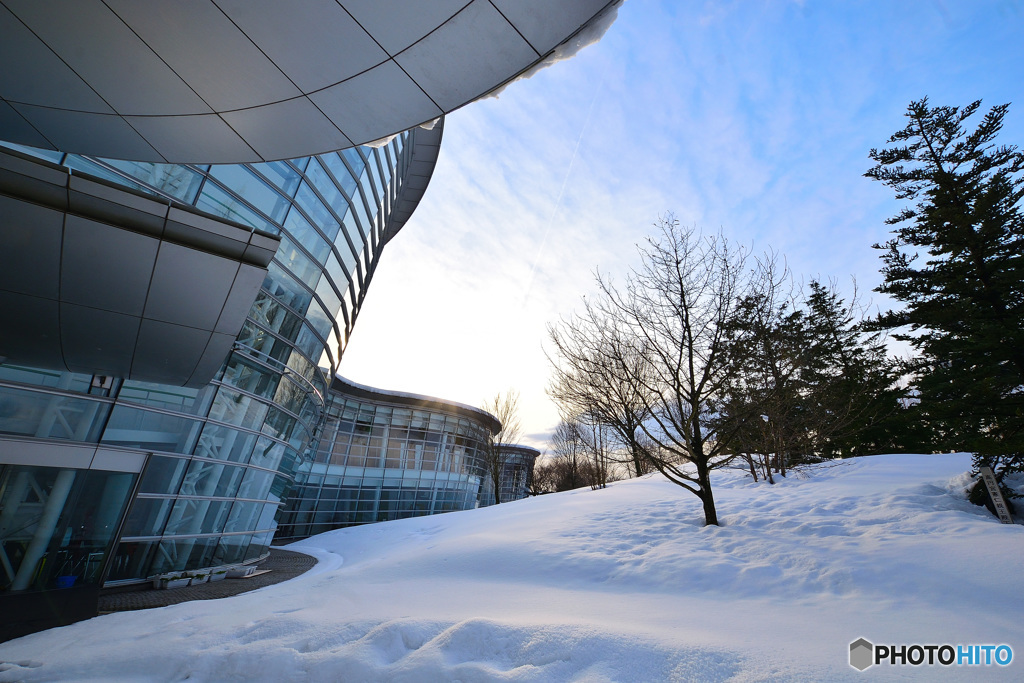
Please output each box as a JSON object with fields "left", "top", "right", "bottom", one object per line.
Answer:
{"left": 1, "top": 453, "right": 1021, "bottom": 681}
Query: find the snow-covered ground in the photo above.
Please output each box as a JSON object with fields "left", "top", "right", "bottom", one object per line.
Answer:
{"left": 1, "top": 454, "right": 1021, "bottom": 681}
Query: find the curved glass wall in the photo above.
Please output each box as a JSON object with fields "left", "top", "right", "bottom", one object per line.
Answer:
{"left": 276, "top": 379, "right": 498, "bottom": 542}
{"left": 0, "top": 462, "right": 135, "bottom": 594}
{"left": 478, "top": 444, "right": 540, "bottom": 507}
{"left": 0, "top": 127, "right": 426, "bottom": 586}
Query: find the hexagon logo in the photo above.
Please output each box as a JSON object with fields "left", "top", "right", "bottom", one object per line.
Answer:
{"left": 850, "top": 638, "right": 874, "bottom": 671}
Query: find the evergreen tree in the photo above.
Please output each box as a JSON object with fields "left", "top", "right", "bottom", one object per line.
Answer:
{"left": 867, "top": 99, "right": 1024, "bottom": 490}
{"left": 718, "top": 263, "right": 810, "bottom": 480}
{"left": 719, "top": 272, "right": 902, "bottom": 478}
{"left": 800, "top": 281, "right": 901, "bottom": 458}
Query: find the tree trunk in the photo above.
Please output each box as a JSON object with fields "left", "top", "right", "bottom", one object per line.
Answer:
{"left": 632, "top": 447, "right": 645, "bottom": 478}
{"left": 699, "top": 488, "right": 719, "bottom": 526}
{"left": 492, "top": 469, "right": 502, "bottom": 504}
{"left": 695, "top": 460, "right": 719, "bottom": 526}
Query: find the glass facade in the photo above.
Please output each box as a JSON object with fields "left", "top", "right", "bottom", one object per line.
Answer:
{"left": 0, "top": 2, "right": 618, "bottom": 637}
{"left": 0, "top": 464, "right": 134, "bottom": 592}
{"left": 276, "top": 380, "right": 498, "bottom": 541}
{"left": 478, "top": 444, "right": 540, "bottom": 507}
{"left": 0, "top": 130, "right": 421, "bottom": 589}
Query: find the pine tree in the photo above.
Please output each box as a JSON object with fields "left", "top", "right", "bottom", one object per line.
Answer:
{"left": 719, "top": 273, "right": 901, "bottom": 478}
{"left": 867, "top": 99, "right": 1024, "bottom": 490}
{"left": 800, "top": 281, "right": 901, "bottom": 458}
{"left": 719, "top": 278, "right": 809, "bottom": 481}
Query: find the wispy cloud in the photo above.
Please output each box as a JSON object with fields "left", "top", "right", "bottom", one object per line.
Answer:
{"left": 342, "top": 0, "right": 1024, "bottom": 449}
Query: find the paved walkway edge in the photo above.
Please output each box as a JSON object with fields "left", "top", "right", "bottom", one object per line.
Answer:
{"left": 97, "top": 548, "right": 318, "bottom": 613}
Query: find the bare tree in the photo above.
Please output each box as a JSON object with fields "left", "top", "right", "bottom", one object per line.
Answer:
{"left": 553, "top": 412, "right": 617, "bottom": 490}
{"left": 481, "top": 390, "right": 522, "bottom": 504}
{"left": 549, "top": 415, "right": 588, "bottom": 490}
{"left": 550, "top": 216, "right": 756, "bottom": 525}
{"left": 577, "top": 415, "right": 614, "bottom": 489}
{"left": 530, "top": 455, "right": 560, "bottom": 494}
{"left": 548, "top": 302, "right": 653, "bottom": 479}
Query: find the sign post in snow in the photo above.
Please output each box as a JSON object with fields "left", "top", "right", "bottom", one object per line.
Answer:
{"left": 979, "top": 466, "right": 1014, "bottom": 524}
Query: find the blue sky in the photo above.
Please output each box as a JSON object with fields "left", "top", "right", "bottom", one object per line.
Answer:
{"left": 340, "top": 0, "right": 1024, "bottom": 448}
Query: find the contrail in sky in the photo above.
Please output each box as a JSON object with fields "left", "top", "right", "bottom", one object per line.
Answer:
{"left": 521, "top": 77, "right": 604, "bottom": 307}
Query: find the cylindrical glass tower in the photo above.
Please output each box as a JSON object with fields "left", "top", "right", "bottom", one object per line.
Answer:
{"left": 276, "top": 375, "right": 500, "bottom": 542}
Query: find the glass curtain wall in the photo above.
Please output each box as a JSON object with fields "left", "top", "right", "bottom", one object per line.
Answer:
{"left": 477, "top": 445, "right": 539, "bottom": 507}
{"left": 0, "top": 132, "right": 414, "bottom": 585}
{"left": 276, "top": 390, "right": 495, "bottom": 541}
{"left": 0, "top": 463, "right": 134, "bottom": 593}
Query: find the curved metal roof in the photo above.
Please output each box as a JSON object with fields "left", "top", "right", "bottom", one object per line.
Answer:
{"left": 383, "top": 120, "right": 443, "bottom": 245}
{"left": 496, "top": 443, "right": 541, "bottom": 458}
{"left": 331, "top": 374, "right": 502, "bottom": 435}
{"left": 0, "top": 0, "right": 619, "bottom": 163}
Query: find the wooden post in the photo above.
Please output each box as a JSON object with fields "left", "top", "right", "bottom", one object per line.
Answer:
{"left": 979, "top": 466, "right": 1014, "bottom": 524}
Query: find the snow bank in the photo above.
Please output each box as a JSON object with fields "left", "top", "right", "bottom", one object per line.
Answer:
{"left": 483, "top": 1, "right": 625, "bottom": 102}
{"left": 1, "top": 454, "right": 1021, "bottom": 681}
